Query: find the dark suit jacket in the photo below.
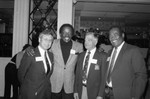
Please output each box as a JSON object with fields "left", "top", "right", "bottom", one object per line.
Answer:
{"left": 107, "top": 43, "right": 147, "bottom": 99}
{"left": 18, "top": 47, "right": 53, "bottom": 99}
{"left": 74, "top": 49, "right": 107, "bottom": 99}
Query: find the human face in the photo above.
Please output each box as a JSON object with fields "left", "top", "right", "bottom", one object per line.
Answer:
{"left": 39, "top": 34, "right": 53, "bottom": 50}
{"left": 84, "top": 33, "right": 97, "bottom": 51}
{"left": 109, "top": 28, "right": 124, "bottom": 48}
{"left": 61, "top": 27, "right": 72, "bottom": 42}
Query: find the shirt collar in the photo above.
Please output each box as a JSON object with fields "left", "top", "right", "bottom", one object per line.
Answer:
{"left": 38, "top": 45, "right": 46, "bottom": 56}
{"left": 114, "top": 41, "right": 125, "bottom": 52}
{"left": 86, "top": 47, "right": 96, "bottom": 54}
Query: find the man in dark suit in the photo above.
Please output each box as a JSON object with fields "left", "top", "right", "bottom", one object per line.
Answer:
{"left": 18, "top": 30, "right": 54, "bottom": 99}
{"left": 105, "top": 26, "right": 147, "bottom": 99}
{"left": 74, "top": 32, "right": 107, "bottom": 99}
{"left": 26, "top": 24, "right": 83, "bottom": 99}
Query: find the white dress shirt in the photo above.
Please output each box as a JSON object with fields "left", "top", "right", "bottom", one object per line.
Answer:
{"left": 38, "top": 46, "right": 51, "bottom": 73}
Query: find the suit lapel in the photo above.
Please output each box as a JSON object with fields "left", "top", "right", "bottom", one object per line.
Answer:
{"left": 80, "top": 52, "right": 86, "bottom": 75}
{"left": 47, "top": 52, "right": 54, "bottom": 76}
{"left": 66, "top": 40, "right": 78, "bottom": 66}
{"left": 111, "top": 43, "right": 128, "bottom": 73}
{"left": 66, "top": 40, "right": 74, "bottom": 65}
{"left": 57, "top": 40, "right": 65, "bottom": 65}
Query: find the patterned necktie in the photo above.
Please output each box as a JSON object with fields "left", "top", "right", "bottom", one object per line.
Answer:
{"left": 82, "top": 51, "right": 91, "bottom": 85}
{"left": 107, "top": 48, "right": 117, "bottom": 83}
{"left": 45, "top": 51, "right": 50, "bottom": 75}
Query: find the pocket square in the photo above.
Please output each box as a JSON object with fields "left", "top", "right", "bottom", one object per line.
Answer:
{"left": 107, "top": 57, "right": 110, "bottom": 61}
{"left": 95, "top": 64, "right": 100, "bottom": 70}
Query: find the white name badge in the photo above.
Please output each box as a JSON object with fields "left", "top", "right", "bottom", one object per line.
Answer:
{"left": 91, "top": 59, "right": 97, "bottom": 64}
{"left": 70, "top": 49, "right": 76, "bottom": 54}
{"left": 35, "top": 57, "right": 43, "bottom": 62}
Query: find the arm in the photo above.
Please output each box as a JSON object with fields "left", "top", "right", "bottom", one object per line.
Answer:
{"left": 131, "top": 48, "right": 147, "bottom": 99}
{"left": 78, "top": 43, "right": 84, "bottom": 53}
{"left": 25, "top": 46, "right": 35, "bottom": 56}
{"left": 18, "top": 52, "right": 32, "bottom": 84}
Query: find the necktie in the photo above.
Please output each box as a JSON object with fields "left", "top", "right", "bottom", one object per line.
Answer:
{"left": 82, "top": 51, "right": 91, "bottom": 85}
{"left": 45, "top": 51, "right": 50, "bottom": 75}
{"left": 107, "top": 48, "right": 117, "bottom": 83}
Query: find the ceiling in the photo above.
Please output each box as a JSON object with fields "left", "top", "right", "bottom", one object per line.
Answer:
{"left": 0, "top": 0, "right": 150, "bottom": 26}
{"left": 76, "top": 0, "right": 150, "bottom": 26}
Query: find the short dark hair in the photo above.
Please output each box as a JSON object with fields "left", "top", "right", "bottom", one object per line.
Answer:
{"left": 59, "top": 24, "right": 74, "bottom": 35}
{"left": 109, "top": 25, "right": 124, "bottom": 36}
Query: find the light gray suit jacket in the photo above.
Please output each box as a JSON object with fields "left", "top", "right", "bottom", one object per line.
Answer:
{"left": 50, "top": 39, "right": 83, "bottom": 93}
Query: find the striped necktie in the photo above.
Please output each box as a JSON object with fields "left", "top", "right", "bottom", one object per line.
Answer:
{"left": 45, "top": 51, "right": 50, "bottom": 75}
{"left": 82, "top": 51, "right": 91, "bottom": 85}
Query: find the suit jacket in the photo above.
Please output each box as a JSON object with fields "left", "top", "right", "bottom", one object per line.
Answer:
{"left": 50, "top": 39, "right": 83, "bottom": 93}
{"left": 74, "top": 49, "right": 107, "bottom": 99}
{"left": 18, "top": 47, "right": 54, "bottom": 99}
{"left": 106, "top": 42, "right": 147, "bottom": 99}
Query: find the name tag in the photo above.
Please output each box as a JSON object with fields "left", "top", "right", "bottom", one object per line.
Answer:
{"left": 35, "top": 57, "right": 43, "bottom": 62}
{"left": 70, "top": 49, "right": 76, "bottom": 54}
{"left": 91, "top": 59, "right": 97, "bottom": 64}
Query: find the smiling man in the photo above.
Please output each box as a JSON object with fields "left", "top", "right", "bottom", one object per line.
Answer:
{"left": 105, "top": 26, "right": 147, "bottom": 99}
{"left": 18, "top": 30, "right": 54, "bottom": 99}
{"left": 50, "top": 24, "right": 83, "bottom": 99}
{"left": 74, "top": 32, "right": 107, "bottom": 99}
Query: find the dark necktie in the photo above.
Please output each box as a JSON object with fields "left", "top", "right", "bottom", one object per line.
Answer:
{"left": 107, "top": 48, "right": 117, "bottom": 83}
{"left": 45, "top": 51, "right": 50, "bottom": 75}
{"left": 82, "top": 51, "right": 91, "bottom": 85}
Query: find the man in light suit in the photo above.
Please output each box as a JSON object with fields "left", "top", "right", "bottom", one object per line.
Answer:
{"left": 50, "top": 24, "right": 83, "bottom": 99}
{"left": 18, "top": 30, "right": 54, "bottom": 99}
{"left": 105, "top": 26, "right": 147, "bottom": 99}
{"left": 74, "top": 32, "right": 107, "bottom": 99}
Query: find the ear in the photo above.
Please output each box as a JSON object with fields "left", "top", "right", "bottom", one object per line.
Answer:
{"left": 38, "top": 37, "right": 40, "bottom": 43}
{"left": 122, "top": 33, "right": 125, "bottom": 38}
{"left": 94, "top": 38, "right": 98, "bottom": 45}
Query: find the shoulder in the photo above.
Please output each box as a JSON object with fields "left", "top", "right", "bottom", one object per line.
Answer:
{"left": 95, "top": 50, "right": 108, "bottom": 62}
{"left": 97, "top": 50, "right": 107, "bottom": 56}
{"left": 124, "top": 43, "right": 143, "bottom": 57}
{"left": 51, "top": 39, "right": 60, "bottom": 50}
{"left": 52, "top": 39, "right": 60, "bottom": 45}
{"left": 73, "top": 40, "right": 83, "bottom": 46}
{"left": 78, "top": 51, "right": 85, "bottom": 57}
{"left": 126, "top": 43, "right": 140, "bottom": 52}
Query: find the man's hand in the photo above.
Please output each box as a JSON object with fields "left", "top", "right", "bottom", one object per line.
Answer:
{"left": 25, "top": 46, "right": 35, "bottom": 56}
{"left": 96, "top": 96, "right": 103, "bottom": 99}
{"left": 74, "top": 93, "right": 79, "bottom": 99}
